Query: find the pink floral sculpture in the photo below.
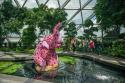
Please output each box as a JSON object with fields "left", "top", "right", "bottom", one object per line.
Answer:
{"left": 33, "top": 22, "right": 62, "bottom": 71}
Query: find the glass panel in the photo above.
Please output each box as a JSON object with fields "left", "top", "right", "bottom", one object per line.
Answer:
{"left": 120, "top": 27, "right": 125, "bottom": 33}
{"left": 0, "top": 0, "right": 16, "bottom": 6}
{"left": 12, "top": 0, "right": 17, "bottom": 6}
{"left": 64, "top": 0, "right": 80, "bottom": 9}
{"left": 65, "top": 10, "right": 77, "bottom": 20}
{"left": 76, "top": 25, "right": 79, "bottom": 28}
{"left": 46, "top": 0, "right": 59, "bottom": 8}
{"left": 91, "top": 16, "right": 96, "bottom": 24}
{"left": 77, "top": 27, "right": 84, "bottom": 36}
{"left": 38, "top": 0, "right": 47, "bottom": 5}
{"left": 24, "top": 0, "right": 38, "bottom": 8}
{"left": 93, "top": 30, "right": 101, "bottom": 37}
{"left": 59, "top": 0, "right": 67, "bottom": 6}
{"left": 17, "top": 0, "right": 26, "bottom": 7}
{"left": 80, "top": 0, "right": 88, "bottom": 6}
{"left": 84, "top": 0, "right": 96, "bottom": 9}
{"left": 9, "top": 38, "right": 20, "bottom": 42}
{"left": 71, "top": 12, "right": 82, "bottom": 24}
{"left": 8, "top": 33, "right": 20, "bottom": 37}
{"left": 82, "top": 10, "right": 94, "bottom": 22}
{"left": 0, "top": 0, "right": 4, "bottom": 5}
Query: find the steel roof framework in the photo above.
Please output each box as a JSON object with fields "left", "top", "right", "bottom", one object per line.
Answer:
{"left": 12, "top": 0, "right": 95, "bottom": 25}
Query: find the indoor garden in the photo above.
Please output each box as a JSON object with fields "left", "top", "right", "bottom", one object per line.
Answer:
{"left": 0, "top": 0, "right": 125, "bottom": 83}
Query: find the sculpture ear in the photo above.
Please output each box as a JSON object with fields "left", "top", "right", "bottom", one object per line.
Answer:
{"left": 42, "top": 41, "right": 49, "bottom": 49}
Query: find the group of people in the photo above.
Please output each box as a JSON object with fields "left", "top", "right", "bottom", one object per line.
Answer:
{"left": 83, "top": 39, "right": 95, "bottom": 52}
{"left": 70, "top": 37, "right": 95, "bottom": 53}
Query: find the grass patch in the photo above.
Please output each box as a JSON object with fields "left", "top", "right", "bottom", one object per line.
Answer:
{"left": 56, "top": 48, "right": 63, "bottom": 52}
{"left": 25, "top": 49, "right": 35, "bottom": 54}
{"left": 59, "top": 55, "right": 76, "bottom": 64}
{"left": 0, "top": 62, "right": 23, "bottom": 74}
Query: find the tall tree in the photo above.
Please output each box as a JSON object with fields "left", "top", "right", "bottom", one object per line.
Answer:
{"left": 64, "top": 22, "right": 77, "bottom": 50}
{"left": 84, "top": 19, "right": 98, "bottom": 39}
{"left": 0, "top": 1, "right": 68, "bottom": 48}
{"left": 94, "top": 0, "right": 125, "bottom": 37}
{"left": 0, "top": 0, "right": 24, "bottom": 46}
{"left": 64, "top": 22, "right": 77, "bottom": 38}
{"left": 21, "top": 25, "right": 36, "bottom": 48}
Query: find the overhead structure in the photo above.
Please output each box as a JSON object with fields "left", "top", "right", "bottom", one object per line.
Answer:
{"left": 9, "top": 0, "right": 96, "bottom": 25}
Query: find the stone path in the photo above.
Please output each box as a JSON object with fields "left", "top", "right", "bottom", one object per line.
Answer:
{"left": 0, "top": 51, "right": 32, "bottom": 61}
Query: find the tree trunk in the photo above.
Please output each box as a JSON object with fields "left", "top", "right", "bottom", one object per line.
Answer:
{"left": 101, "top": 27, "right": 104, "bottom": 43}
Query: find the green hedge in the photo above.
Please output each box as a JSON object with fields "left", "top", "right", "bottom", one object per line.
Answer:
{"left": 103, "top": 39, "right": 125, "bottom": 58}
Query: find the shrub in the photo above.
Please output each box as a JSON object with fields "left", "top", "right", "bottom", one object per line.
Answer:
{"left": 119, "top": 33, "right": 125, "bottom": 39}
{"left": 0, "top": 47, "right": 11, "bottom": 52}
{"left": 103, "top": 40, "right": 125, "bottom": 57}
{"left": 26, "top": 49, "right": 35, "bottom": 54}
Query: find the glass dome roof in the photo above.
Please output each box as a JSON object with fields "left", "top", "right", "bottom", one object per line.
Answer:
{"left": 9, "top": 0, "right": 96, "bottom": 25}
{"left": 0, "top": 0, "right": 97, "bottom": 37}
{"left": 11, "top": 0, "right": 96, "bottom": 36}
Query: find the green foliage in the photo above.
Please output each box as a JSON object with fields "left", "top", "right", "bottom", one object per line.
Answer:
{"left": 119, "top": 33, "right": 125, "bottom": 39}
{"left": 21, "top": 26, "right": 37, "bottom": 48}
{"left": 32, "top": 6, "right": 67, "bottom": 34}
{"left": 0, "top": 1, "right": 68, "bottom": 48}
{"left": 83, "top": 19, "right": 98, "bottom": 39}
{"left": 64, "top": 22, "right": 77, "bottom": 37}
{"left": 1, "top": 0, "right": 15, "bottom": 20}
{"left": 24, "top": 10, "right": 37, "bottom": 25}
{"left": 0, "top": 0, "right": 24, "bottom": 30}
{"left": 0, "top": 47, "right": 11, "bottom": 52}
{"left": 45, "top": 8, "right": 67, "bottom": 33}
{"left": 4, "top": 18, "right": 23, "bottom": 34}
{"left": 94, "top": 0, "right": 125, "bottom": 32}
{"left": 32, "top": 6, "right": 49, "bottom": 34}
{"left": 84, "top": 19, "right": 93, "bottom": 27}
{"left": 63, "top": 37, "right": 71, "bottom": 51}
{"left": 0, "top": 35, "right": 4, "bottom": 46}
{"left": 25, "top": 49, "right": 35, "bottom": 54}
{"left": 63, "top": 22, "right": 77, "bottom": 51}
{"left": 59, "top": 56, "right": 76, "bottom": 64}
{"left": 0, "top": 0, "right": 25, "bottom": 46}
{"left": 0, "top": 47, "right": 35, "bottom": 54}
{"left": 56, "top": 48, "right": 63, "bottom": 52}
{"left": 103, "top": 40, "right": 125, "bottom": 57}
{"left": 0, "top": 62, "right": 23, "bottom": 74}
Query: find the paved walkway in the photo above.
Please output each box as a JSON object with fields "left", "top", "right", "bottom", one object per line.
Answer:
{"left": 0, "top": 51, "right": 32, "bottom": 61}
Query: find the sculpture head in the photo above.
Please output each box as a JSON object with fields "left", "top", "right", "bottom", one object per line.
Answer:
{"left": 41, "top": 22, "right": 62, "bottom": 49}
{"left": 53, "top": 21, "right": 62, "bottom": 35}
